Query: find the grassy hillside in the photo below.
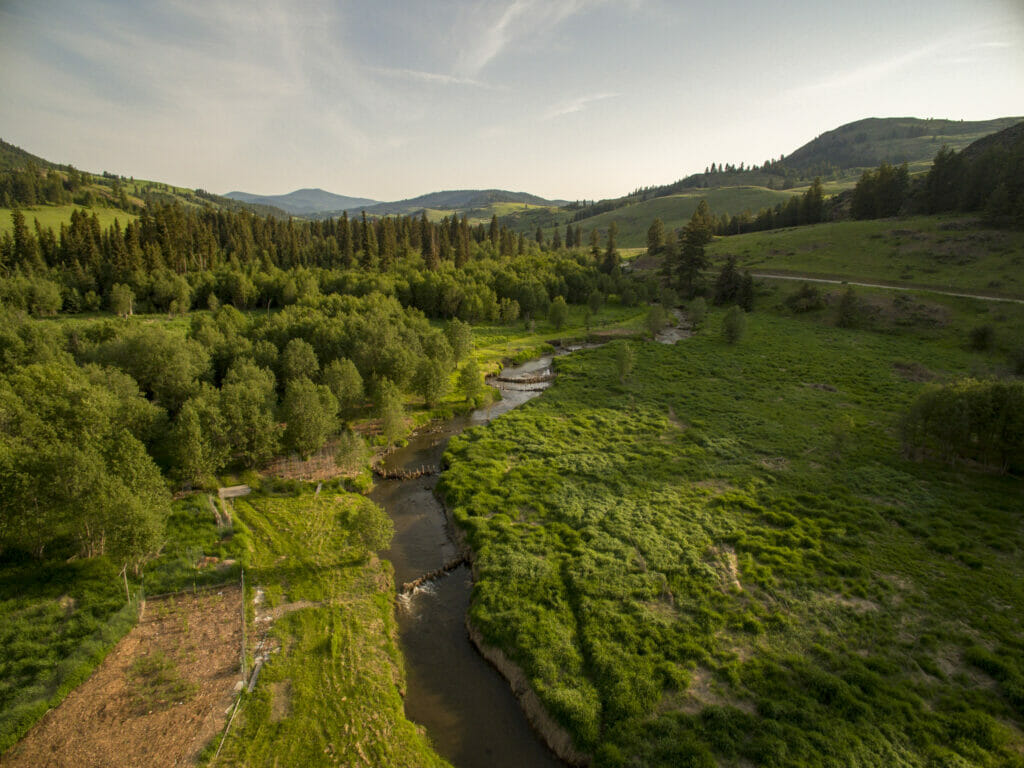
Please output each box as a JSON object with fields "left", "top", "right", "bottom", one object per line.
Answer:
{"left": 708, "top": 215, "right": 1024, "bottom": 298}
{"left": 784, "top": 117, "right": 1023, "bottom": 174}
{"left": 559, "top": 187, "right": 801, "bottom": 246}
{"left": 440, "top": 292, "right": 1024, "bottom": 766}
{"left": 0, "top": 140, "right": 57, "bottom": 172}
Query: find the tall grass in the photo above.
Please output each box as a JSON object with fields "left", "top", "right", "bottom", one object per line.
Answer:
{"left": 440, "top": 304, "right": 1024, "bottom": 765}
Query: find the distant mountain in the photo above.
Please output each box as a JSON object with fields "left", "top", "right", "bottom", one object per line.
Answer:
{"left": 782, "top": 116, "right": 1023, "bottom": 173}
{"left": 225, "top": 188, "right": 378, "bottom": 216}
{"left": 338, "top": 189, "right": 567, "bottom": 218}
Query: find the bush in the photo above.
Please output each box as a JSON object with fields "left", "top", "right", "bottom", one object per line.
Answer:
{"left": 785, "top": 283, "right": 825, "bottom": 313}
{"left": 1011, "top": 346, "right": 1024, "bottom": 375}
{"left": 722, "top": 305, "right": 746, "bottom": 344}
{"left": 688, "top": 297, "right": 707, "bottom": 328}
{"left": 836, "top": 286, "right": 867, "bottom": 329}
{"left": 646, "top": 304, "right": 669, "bottom": 337}
{"left": 969, "top": 324, "right": 995, "bottom": 351}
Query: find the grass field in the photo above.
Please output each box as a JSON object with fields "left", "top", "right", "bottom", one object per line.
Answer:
{"left": 709, "top": 215, "right": 1024, "bottom": 298}
{"left": 0, "top": 204, "right": 137, "bottom": 236}
{"left": 439, "top": 296, "right": 1024, "bottom": 766}
{"left": 208, "top": 485, "right": 450, "bottom": 767}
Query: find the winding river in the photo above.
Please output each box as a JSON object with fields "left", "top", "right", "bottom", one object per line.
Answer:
{"left": 369, "top": 354, "right": 567, "bottom": 768}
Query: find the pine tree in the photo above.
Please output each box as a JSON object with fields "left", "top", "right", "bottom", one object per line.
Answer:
{"left": 489, "top": 214, "right": 500, "bottom": 247}
{"left": 675, "top": 201, "right": 713, "bottom": 297}
{"left": 646, "top": 218, "right": 665, "bottom": 256}
{"left": 601, "top": 222, "right": 619, "bottom": 274}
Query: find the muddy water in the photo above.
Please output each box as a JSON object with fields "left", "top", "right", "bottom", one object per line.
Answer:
{"left": 370, "top": 356, "right": 565, "bottom": 768}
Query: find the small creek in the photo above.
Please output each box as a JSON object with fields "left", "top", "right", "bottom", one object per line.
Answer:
{"left": 370, "top": 353, "right": 576, "bottom": 768}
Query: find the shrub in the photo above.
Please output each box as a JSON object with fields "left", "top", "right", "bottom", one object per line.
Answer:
{"left": 722, "top": 305, "right": 746, "bottom": 344}
{"left": 688, "top": 297, "right": 707, "bottom": 328}
{"left": 785, "top": 283, "right": 825, "bottom": 313}
{"left": 646, "top": 304, "right": 669, "bottom": 337}
{"left": 836, "top": 286, "right": 864, "bottom": 328}
{"left": 968, "top": 324, "right": 995, "bottom": 351}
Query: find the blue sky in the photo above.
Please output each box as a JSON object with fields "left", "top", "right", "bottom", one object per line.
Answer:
{"left": 1, "top": 0, "right": 1021, "bottom": 201}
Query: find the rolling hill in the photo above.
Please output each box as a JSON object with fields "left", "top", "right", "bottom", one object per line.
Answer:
{"left": 783, "top": 116, "right": 1023, "bottom": 173}
{"left": 224, "top": 188, "right": 377, "bottom": 216}
{"left": 504, "top": 115, "right": 1023, "bottom": 246}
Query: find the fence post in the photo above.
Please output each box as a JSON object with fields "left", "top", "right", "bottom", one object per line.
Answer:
{"left": 240, "top": 568, "right": 247, "bottom": 683}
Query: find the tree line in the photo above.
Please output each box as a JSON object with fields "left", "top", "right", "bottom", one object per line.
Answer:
{"left": 0, "top": 201, "right": 644, "bottom": 319}
{"left": 849, "top": 127, "right": 1024, "bottom": 226}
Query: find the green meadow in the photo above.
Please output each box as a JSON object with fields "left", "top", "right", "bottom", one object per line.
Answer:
{"left": 439, "top": 293, "right": 1024, "bottom": 766}
{"left": 708, "top": 216, "right": 1024, "bottom": 298}
{"left": 0, "top": 204, "right": 136, "bottom": 236}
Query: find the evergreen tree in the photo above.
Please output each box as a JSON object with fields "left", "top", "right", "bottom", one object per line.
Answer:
{"left": 713, "top": 256, "right": 742, "bottom": 306}
{"left": 601, "top": 222, "right": 619, "bottom": 274}
{"left": 489, "top": 214, "right": 500, "bottom": 247}
{"left": 738, "top": 270, "right": 755, "bottom": 312}
{"left": 675, "top": 201, "right": 713, "bottom": 297}
{"left": 646, "top": 218, "right": 665, "bottom": 255}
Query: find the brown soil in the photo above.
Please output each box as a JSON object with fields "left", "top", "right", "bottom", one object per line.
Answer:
{"left": 1, "top": 587, "right": 244, "bottom": 768}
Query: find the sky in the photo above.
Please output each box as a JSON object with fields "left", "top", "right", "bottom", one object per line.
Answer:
{"left": 1, "top": 0, "right": 1022, "bottom": 202}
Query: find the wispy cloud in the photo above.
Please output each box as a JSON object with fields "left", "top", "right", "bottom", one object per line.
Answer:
{"left": 783, "top": 39, "right": 949, "bottom": 100}
{"left": 542, "top": 91, "right": 617, "bottom": 120}
{"left": 371, "top": 66, "right": 494, "bottom": 88}
{"left": 454, "top": 0, "right": 613, "bottom": 77}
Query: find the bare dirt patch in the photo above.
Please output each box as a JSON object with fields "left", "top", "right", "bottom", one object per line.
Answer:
{"left": 694, "top": 479, "right": 736, "bottom": 494}
{"left": 670, "top": 666, "right": 756, "bottom": 716}
{"left": 1, "top": 586, "right": 243, "bottom": 768}
{"left": 892, "top": 361, "right": 937, "bottom": 382}
{"left": 707, "top": 545, "right": 743, "bottom": 592}
{"left": 269, "top": 680, "right": 292, "bottom": 723}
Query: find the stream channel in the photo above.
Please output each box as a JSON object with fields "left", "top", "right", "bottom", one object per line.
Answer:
{"left": 369, "top": 352, "right": 575, "bottom": 768}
